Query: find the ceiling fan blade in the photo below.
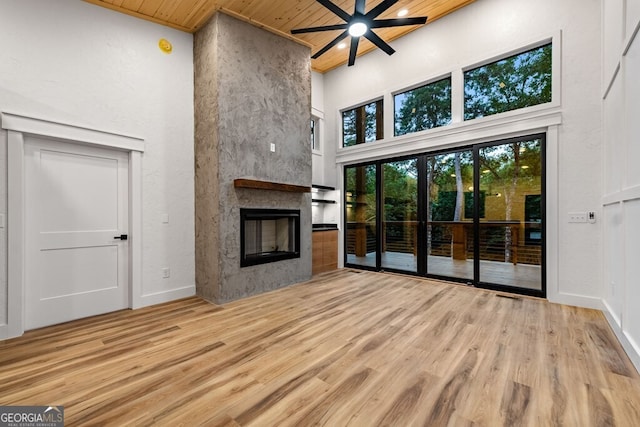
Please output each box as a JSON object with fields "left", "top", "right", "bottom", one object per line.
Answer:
{"left": 316, "top": 0, "right": 352, "bottom": 22}
{"left": 364, "top": 30, "right": 395, "bottom": 56}
{"left": 366, "top": 0, "right": 399, "bottom": 20}
{"left": 291, "top": 23, "right": 349, "bottom": 34}
{"left": 354, "top": 0, "right": 366, "bottom": 15}
{"left": 348, "top": 36, "right": 360, "bottom": 66}
{"left": 370, "top": 17, "right": 428, "bottom": 29}
{"left": 311, "top": 30, "right": 349, "bottom": 59}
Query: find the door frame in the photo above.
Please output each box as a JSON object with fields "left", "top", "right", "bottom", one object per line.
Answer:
{"left": 472, "top": 134, "right": 547, "bottom": 298}
{"left": 1, "top": 112, "right": 145, "bottom": 339}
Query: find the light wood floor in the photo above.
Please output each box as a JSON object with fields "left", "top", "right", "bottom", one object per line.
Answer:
{"left": 1, "top": 269, "right": 639, "bottom": 426}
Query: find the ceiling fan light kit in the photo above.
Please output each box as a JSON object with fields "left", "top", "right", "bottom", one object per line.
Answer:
{"left": 291, "top": 0, "right": 428, "bottom": 66}
{"left": 348, "top": 21, "right": 368, "bottom": 37}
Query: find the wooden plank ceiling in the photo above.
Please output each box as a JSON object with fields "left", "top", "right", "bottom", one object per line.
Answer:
{"left": 83, "top": 0, "right": 476, "bottom": 72}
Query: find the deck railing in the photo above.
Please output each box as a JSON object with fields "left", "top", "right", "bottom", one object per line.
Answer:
{"left": 346, "top": 220, "right": 542, "bottom": 265}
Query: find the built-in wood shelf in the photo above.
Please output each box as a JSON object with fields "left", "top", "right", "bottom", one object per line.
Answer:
{"left": 312, "top": 184, "right": 335, "bottom": 191}
{"left": 234, "top": 178, "right": 311, "bottom": 193}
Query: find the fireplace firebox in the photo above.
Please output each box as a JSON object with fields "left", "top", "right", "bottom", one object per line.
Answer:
{"left": 240, "top": 208, "right": 301, "bottom": 267}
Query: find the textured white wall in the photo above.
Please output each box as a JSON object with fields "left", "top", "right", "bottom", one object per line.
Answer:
{"left": 311, "top": 71, "right": 325, "bottom": 186}
{"left": 0, "top": 0, "right": 195, "bottom": 328}
{"left": 320, "top": 0, "right": 602, "bottom": 302}
{"left": 312, "top": 71, "right": 325, "bottom": 113}
{"left": 602, "top": 0, "right": 640, "bottom": 370}
{"left": 603, "top": 0, "right": 625, "bottom": 86}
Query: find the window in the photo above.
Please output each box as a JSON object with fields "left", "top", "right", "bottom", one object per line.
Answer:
{"left": 311, "top": 117, "right": 319, "bottom": 151}
{"left": 464, "top": 43, "right": 552, "bottom": 120}
{"left": 342, "top": 100, "right": 383, "bottom": 147}
{"left": 394, "top": 77, "right": 452, "bottom": 136}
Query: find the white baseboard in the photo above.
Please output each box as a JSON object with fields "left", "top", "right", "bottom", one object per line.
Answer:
{"left": 135, "top": 285, "right": 196, "bottom": 309}
{"left": 548, "top": 292, "right": 604, "bottom": 310}
{"left": 0, "top": 321, "right": 24, "bottom": 340}
{"left": 601, "top": 299, "right": 621, "bottom": 328}
{"left": 0, "top": 286, "right": 196, "bottom": 341}
{"left": 602, "top": 305, "right": 640, "bottom": 374}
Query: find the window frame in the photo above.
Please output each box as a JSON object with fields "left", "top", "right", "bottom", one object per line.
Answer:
{"left": 462, "top": 42, "right": 553, "bottom": 121}
{"left": 335, "top": 33, "right": 560, "bottom": 161}
{"left": 341, "top": 98, "right": 384, "bottom": 148}
{"left": 311, "top": 108, "right": 324, "bottom": 155}
{"left": 311, "top": 116, "right": 319, "bottom": 153}
{"left": 393, "top": 74, "right": 453, "bottom": 137}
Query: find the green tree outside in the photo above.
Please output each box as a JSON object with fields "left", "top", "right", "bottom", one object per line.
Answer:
{"left": 395, "top": 77, "right": 452, "bottom": 136}
{"left": 464, "top": 44, "right": 552, "bottom": 120}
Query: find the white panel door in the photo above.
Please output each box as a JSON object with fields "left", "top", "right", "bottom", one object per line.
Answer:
{"left": 24, "top": 137, "right": 129, "bottom": 330}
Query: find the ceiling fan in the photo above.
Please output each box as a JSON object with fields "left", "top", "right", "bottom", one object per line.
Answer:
{"left": 291, "top": 0, "right": 427, "bottom": 66}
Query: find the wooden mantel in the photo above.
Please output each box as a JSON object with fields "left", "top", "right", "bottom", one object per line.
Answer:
{"left": 233, "top": 178, "right": 311, "bottom": 193}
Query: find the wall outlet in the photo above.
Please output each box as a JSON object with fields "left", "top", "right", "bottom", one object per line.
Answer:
{"left": 270, "top": 143, "right": 276, "bottom": 152}
{"left": 568, "top": 212, "right": 587, "bottom": 223}
{"left": 162, "top": 268, "right": 170, "bottom": 278}
{"left": 588, "top": 211, "right": 596, "bottom": 223}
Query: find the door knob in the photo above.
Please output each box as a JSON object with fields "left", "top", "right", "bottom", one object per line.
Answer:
{"left": 114, "top": 234, "right": 128, "bottom": 240}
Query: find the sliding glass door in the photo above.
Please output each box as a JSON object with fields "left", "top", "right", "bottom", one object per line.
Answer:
{"left": 345, "top": 163, "right": 377, "bottom": 269}
{"left": 476, "top": 137, "right": 543, "bottom": 292}
{"left": 425, "top": 149, "right": 475, "bottom": 281}
{"left": 381, "top": 158, "right": 418, "bottom": 273}
{"left": 344, "top": 134, "right": 545, "bottom": 297}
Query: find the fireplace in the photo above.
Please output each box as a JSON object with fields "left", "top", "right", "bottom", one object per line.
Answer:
{"left": 240, "top": 208, "right": 301, "bottom": 267}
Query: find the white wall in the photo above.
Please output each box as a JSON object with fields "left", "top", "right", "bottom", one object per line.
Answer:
{"left": 311, "top": 71, "right": 325, "bottom": 186}
{"left": 311, "top": 71, "right": 341, "bottom": 225}
{"left": 601, "top": 0, "right": 640, "bottom": 370}
{"left": 0, "top": 0, "right": 195, "bottom": 333}
{"left": 320, "top": 0, "right": 603, "bottom": 306}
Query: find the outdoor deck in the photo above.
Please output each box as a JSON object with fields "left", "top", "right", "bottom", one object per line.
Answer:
{"left": 347, "top": 251, "right": 542, "bottom": 291}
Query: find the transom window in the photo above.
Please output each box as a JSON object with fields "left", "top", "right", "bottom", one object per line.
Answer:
{"left": 464, "top": 43, "right": 552, "bottom": 120}
{"left": 394, "top": 76, "right": 452, "bottom": 136}
{"left": 338, "top": 41, "right": 554, "bottom": 149}
{"left": 342, "top": 99, "right": 383, "bottom": 147}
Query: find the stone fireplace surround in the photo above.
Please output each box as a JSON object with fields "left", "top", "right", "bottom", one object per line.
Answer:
{"left": 194, "top": 12, "right": 312, "bottom": 304}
